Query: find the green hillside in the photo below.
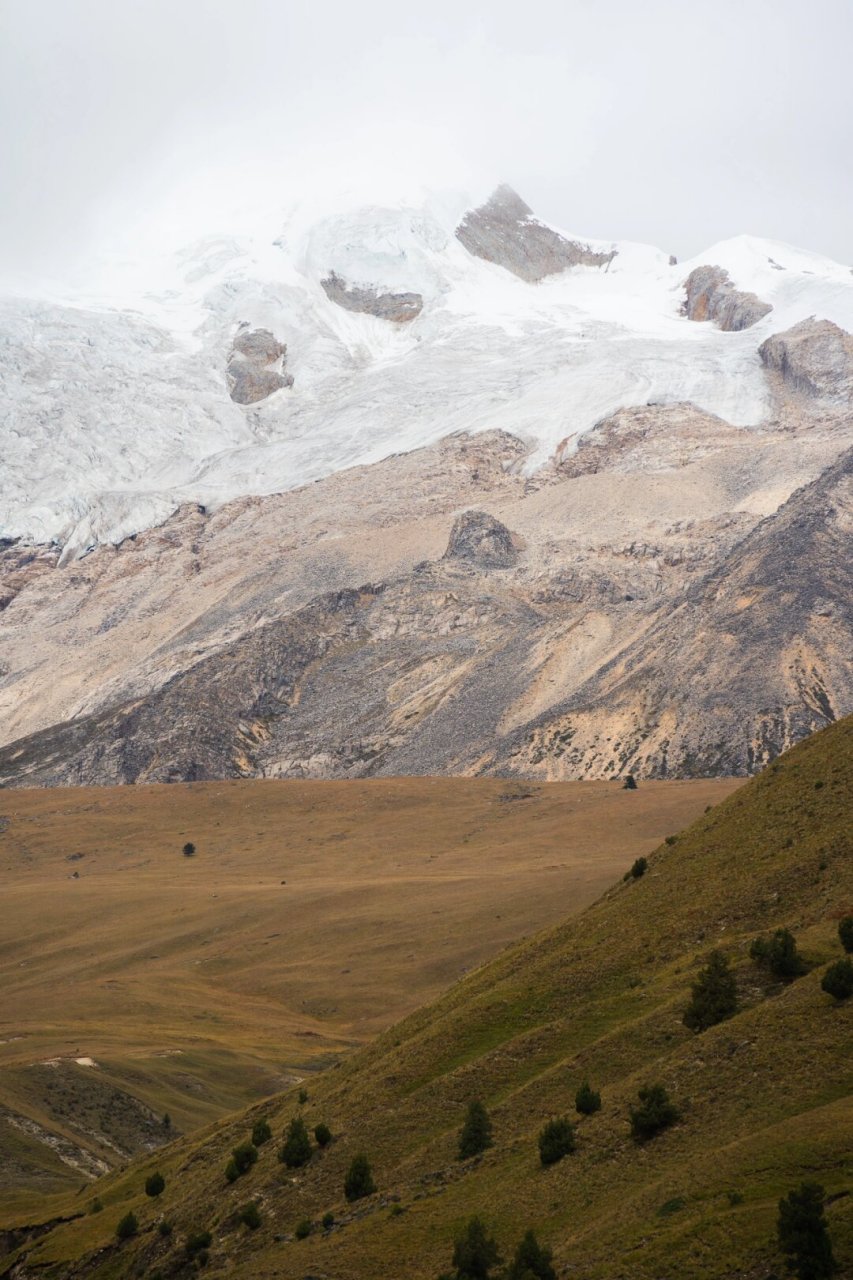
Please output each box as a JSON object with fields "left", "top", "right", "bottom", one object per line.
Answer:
{"left": 4, "top": 718, "right": 852, "bottom": 1280}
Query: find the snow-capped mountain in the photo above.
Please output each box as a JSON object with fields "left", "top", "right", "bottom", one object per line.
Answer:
{"left": 3, "top": 185, "right": 852, "bottom": 560}
{"left": 1, "top": 186, "right": 852, "bottom": 785}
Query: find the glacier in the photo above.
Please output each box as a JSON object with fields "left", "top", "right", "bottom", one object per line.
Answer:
{"left": 2, "top": 191, "right": 852, "bottom": 560}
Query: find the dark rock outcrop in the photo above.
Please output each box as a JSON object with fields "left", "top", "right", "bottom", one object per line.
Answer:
{"left": 456, "top": 185, "right": 616, "bottom": 282}
{"left": 321, "top": 272, "right": 423, "bottom": 323}
{"left": 759, "top": 318, "right": 853, "bottom": 404}
{"left": 443, "top": 510, "right": 518, "bottom": 569}
{"left": 682, "top": 265, "right": 772, "bottom": 331}
{"left": 227, "top": 325, "right": 293, "bottom": 405}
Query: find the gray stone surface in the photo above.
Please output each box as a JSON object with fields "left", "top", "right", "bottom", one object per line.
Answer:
{"left": 759, "top": 318, "right": 853, "bottom": 404}
{"left": 442, "top": 510, "right": 518, "bottom": 568}
{"left": 682, "top": 265, "right": 772, "bottom": 331}
{"left": 456, "top": 185, "right": 616, "bottom": 282}
{"left": 227, "top": 325, "right": 293, "bottom": 405}
{"left": 320, "top": 272, "right": 423, "bottom": 323}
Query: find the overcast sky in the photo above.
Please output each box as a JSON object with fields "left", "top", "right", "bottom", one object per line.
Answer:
{"left": 1, "top": 0, "right": 852, "bottom": 290}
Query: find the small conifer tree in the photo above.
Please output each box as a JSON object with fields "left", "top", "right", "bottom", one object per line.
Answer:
{"left": 116, "top": 1211, "right": 138, "bottom": 1241}
{"left": 777, "top": 1183, "right": 837, "bottom": 1279}
{"left": 145, "top": 1171, "right": 165, "bottom": 1197}
{"left": 683, "top": 950, "right": 738, "bottom": 1031}
{"left": 538, "top": 1117, "right": 575, "bottom": 1166}
{"left": 251, "top": 1117, "right": 271, "bottom": 1147}
{"left": 314, "top": 1122, "right": 332, "bottom": 1147}
{"left": 450, "top": 1216, "right": 501, "bottom": 1280}
{"left": 185, "top": 1230, "right": 212, "bottom": 1258}
{"left": 240, "top": 1201, "right": 262, "bottom": 1230}
{"left": 574, "top": 1080, "right": 602, "bottom": 1115}
{"left": 751, "top": 928, "right": 806, "bottom": 980}
{"left": 458, "top": 1100, "right": 493, "bottom": 1160}
{"left": 344, "top": 1153, "right": 376, "bottom": 1202}
{"left": 629, "top": 1084, "right": 680, "bottom": 1142}
{"left": 182, "top": 842, "right": 196, "bottom": 857}
{"left": 506, "top": 1229, "right": 556, "bottom": 1280}
{"left": 821, "top": 957, "right": 853, "bottom": 1001}
{"left": 227, "top": 1140, "right": 257, "bottom": 1181}
{"left": 279, "top": 1116, "right": 312, "bottom": 1168}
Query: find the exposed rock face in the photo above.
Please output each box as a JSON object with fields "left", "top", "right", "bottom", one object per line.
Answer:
{"left": 554, "top": 403, "right": 749, "bottom": 476}
{"left": 456, "top": 185, "right": 616, "bottom": 282}
{"left": 759, "top": 318, "right": 853, "bottom": 404}
{"left": 321, "top": 272, "right": 423, "bottom": 323}
{"left": 227, "top": 325, "right": 293, "bottom": 404}
{"left": 0, "top": 541, "right": 58, "bottom": 612}
{"left": 0, "top": 431, "right": 530, "bottom": 752}
{"left": 682, "top": 265, "right": 772, "bottom": 331}
{"left": 510, "top": 449, "right": 853, "bottom": 778}
{"left": 443, "top": 510, "right": 518, "bottom": 568}
{"left": 1, "top": 421, "right": 850, "bottom": 786}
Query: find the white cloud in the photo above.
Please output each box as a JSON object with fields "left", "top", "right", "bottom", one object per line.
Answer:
{"left": 1, "top": 0, "right": 851, "bottom": 289}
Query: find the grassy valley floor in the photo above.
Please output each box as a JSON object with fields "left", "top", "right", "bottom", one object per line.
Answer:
{"left": 0, "top": 774, "right": 735, "bottom": 1219}
{"left": 1, "top": 721, "right": 851, "bottom": 1277}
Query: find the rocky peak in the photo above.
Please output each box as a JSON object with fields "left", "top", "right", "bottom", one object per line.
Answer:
{"left": 682, "top": 265, "right": 772, "bottom": 331}
{"left": 443, "top": 510, "right": 518, "bottom": 569}
{"left": 455, "top": 185, "right": 617, "bottom": 282}
{"left": 227, "top": 325, "right": 294, "bottom": 405}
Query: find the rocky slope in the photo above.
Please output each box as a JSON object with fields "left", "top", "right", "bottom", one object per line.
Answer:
{"left": 1, "top": 409, "right": 850, "bottom": 785}
{"left": 1, "top": 187, "right": 852, "bottom": 784}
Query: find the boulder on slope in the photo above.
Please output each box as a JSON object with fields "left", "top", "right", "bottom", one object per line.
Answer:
{"left": 443, "top": 510, "right": 518, "bottom": 569}
{"left": 682, "top": 265, "right": 772, "bottom": 331}
{"left": 759, "top": 317, "right": 853, "bottom": 404}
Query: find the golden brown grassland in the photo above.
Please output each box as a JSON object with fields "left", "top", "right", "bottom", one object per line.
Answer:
{"left": 0, "top": 774, "right": 734, "bottom": 1218}
{"left": 2, "top": 720, "right": 851, "bottom": 1278}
